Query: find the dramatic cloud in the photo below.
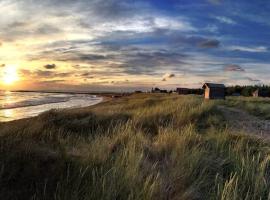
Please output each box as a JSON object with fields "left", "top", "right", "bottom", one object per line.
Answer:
{"left": 43, "top": 64, "right": 56, "bottom": 69}
{"left": 1, "top": 0, "right": 270, "bottom": 90}
{"left": 224, "top": 64, "right": 245, "bottom": 72}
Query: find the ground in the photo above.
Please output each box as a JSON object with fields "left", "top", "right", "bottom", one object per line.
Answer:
{"left": 218, "top": 105, "right": 270, "bottom": 138}
{"left": 1, "top": 94, "right": 270, "bottom": 200}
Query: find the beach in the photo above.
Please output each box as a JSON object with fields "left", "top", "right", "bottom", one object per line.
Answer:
{"left": 0, "top": 91, "right": 103, "bottom": 122}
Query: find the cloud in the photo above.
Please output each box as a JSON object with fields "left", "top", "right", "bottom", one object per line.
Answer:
{"left": 9, "top": 21, "right": 30, "bottom": 28}
{"left": 35, "top": 24, "right": 62, "bottom": 35}
{"left": 30, "top": 42, "right": 189, "bottom": 76}
{"left": 32, "top": 46, "right": 111, "bottom": 63}
{"left": 0, "top": 0, "right": 196, "bottom": 43}
{"left": 163, "top": 73, "right": 175, "bottom": 78}
{"left": 19, "top": 69, "right": 31, "bottom": 76}
{"left": 228, "top": 46, "right": 268, "bottom": 53}
{"left": 198, "top": 39, "right": 220, "bottom": 48}
{"left": 215, "top": 16, "right": 236, "bottom": 25}
{"left": 80, "top": 72, "right": 95, "bottom": 79}
{"left": 20, "top": 69, "right": 73, "bottom": 78}
{"left": 161, "top": 73, "right": 175, "bottom": 81}
{"left": 208, "top": 0, "right": 222, "bottom": 5}
{"left": 36, "top": 70, "right": 54, "bottom": 77}
{"left": 204, "top": 24, "right": 219, "bottom": 33}
{"left": 2, "top": 0, "right": 270, "bottom": 89}
{"left": 224, "top": 64, "right": 245, "bottom": 72}
{"left": 37, "top": 79, "right": 66, "bottom": 84}
{"left": 246, "top": 77, "right": 260, "bottom": 82}
{"left": 43, "top": 64, "right": 56, "bottom": 69}
{"left": 170, "top": 35, "right": 221, "bottom": 48}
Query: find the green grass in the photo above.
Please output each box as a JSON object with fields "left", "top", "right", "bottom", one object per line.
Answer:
{"left": 224, "top": 96, "right": 270, "bottom": 119}
{"left": 0, "top": 94, "right": 270, "bottom": 199}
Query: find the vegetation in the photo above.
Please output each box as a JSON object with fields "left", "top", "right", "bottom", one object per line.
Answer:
{"left": 224, "top": 96, "right": 270, "bottom": 119}
{"left": 1, "top": 94, "right": 270, "bottom": 199}
{"left": 226, "top": 85, "right": 270, "bottom": 96}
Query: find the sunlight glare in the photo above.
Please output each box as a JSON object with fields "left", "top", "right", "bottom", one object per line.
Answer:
{"left": 2, "top": 65, "right": 19, "bottom": 85}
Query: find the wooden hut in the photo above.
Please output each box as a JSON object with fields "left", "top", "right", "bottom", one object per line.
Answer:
{"left": 176, "top": 88, "right": 189, "bottom": 95}
{"left": 202, "top": 83, "right": 225, "bottom": 99}
{"left": 252, "top": 89, "right": 269, "bottom": 97}
{"left": 151, "top": 88, "right": 167, "bottom": 93}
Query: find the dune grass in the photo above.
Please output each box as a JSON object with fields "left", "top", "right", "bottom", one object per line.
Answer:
{"left": 1, "top": 94, "right": 270, "bottom": 199}
{"left": 224, "top": 96, "right": 270, "bottom": 119}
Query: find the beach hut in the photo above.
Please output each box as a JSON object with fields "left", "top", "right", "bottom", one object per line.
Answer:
{"left": 176, "top": 88, "right": 189, "bottom": 95}
{"left": 252, "top": 89, "right": 269, "bottom": 97}
{"left": 202, "top": 83, "right": 225, "bottom": 99}
{"left": 151, "top": 88, "right": 167, "bottom": 93}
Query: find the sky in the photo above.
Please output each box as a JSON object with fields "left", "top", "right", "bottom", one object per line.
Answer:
{"left": 0, "top": 0, "right": 270, "bottom": 91}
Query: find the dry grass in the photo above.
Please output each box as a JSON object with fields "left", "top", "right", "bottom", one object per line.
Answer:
{"left": 0, "top": 94, "right": 270, "bottom": 200}
{"left": 224, "top": 96, "right": 270, "bottom": 119}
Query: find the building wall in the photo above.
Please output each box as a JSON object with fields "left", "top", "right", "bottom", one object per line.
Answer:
{"left": 177, "top": 89, "right": 189, "bottom": 95}
{"left": 253, "top": 90, "right": 269, "bottom": 97}
{"left": 253, "top": 90, "right": 259, "bottom": 97}
{"left": 209, "top": 88, "right": 225, "bottom": 99}
{"left": 204, "top": 87, "right": 210, "bottom": 99}
{"left": 204, "top": 87, "right": 225, "bottom": 99}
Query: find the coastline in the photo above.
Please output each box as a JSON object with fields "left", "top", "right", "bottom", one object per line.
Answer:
{"left": 0, "top": 95, "right": 106, "bottom": 123}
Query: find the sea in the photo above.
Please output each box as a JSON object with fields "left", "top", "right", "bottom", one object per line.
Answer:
{"left": 0, "top": 91, "right": 103, "bottom": 122}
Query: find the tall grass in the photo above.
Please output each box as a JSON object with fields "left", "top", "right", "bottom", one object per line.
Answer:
{"left": 0, "top": 94, "right": 270, "bottom": 199}
{"left": 224, "top": 96, "right": 270, "bottom": 119}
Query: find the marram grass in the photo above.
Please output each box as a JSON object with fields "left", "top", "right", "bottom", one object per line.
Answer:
{"left": 0, "top": 94, "right": 270, "bottom": 200}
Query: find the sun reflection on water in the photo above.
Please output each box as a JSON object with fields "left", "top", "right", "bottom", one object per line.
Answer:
{"left": 0, "top": 91, "right": 16, "bottom": 121}
{"left": 3, "top": 109, "right": 13, "bottom": 119}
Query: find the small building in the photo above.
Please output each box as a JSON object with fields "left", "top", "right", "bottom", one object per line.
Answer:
{"left": 151, "top": 88, "right": 167, "bottom": 93}
{"left": 176, "top": 88, "right": 189, "bottom": 95}
{"left": 134, "top": 90, "right": 143, "bottom": 94}
{"left": 231, "top": 93, "right": 241, "bottom": 97}
{"left": 202, "top": 83, "right": 225, "bottom": 99}
{"left": 252, "top": 89, "right": 269, "bottom": 97}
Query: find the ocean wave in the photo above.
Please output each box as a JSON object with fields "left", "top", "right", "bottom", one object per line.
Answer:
{"left": 0, "top": 92, "right": 99, "bottom": 110}
{"left": 0, "top": 96, "right": 71, "bottom": 109}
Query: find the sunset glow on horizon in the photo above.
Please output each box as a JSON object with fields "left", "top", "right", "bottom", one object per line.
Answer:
{"left": 1, "top": 0, "right": 270, "bottom": 91}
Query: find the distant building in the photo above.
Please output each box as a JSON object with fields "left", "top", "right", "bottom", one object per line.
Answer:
{"left": 252, "top": 89, "right": 269, "bottom": 97}
{"left": 176, "top": 88, "right": 189, "bottom": 95}
{"left": 112, "top": 95, "right": 122, "bottom": 98}
{"left": 202, "top": 83, "right": 225, "bottom": 99}
{"left": 151, "top": 88, "right": 167, "bottom": 93}
{"left": 231, "top": 93, "right": 241, "bottom": 96}
{"left": 134, "top": 90, "right": 143, "bottom": 93}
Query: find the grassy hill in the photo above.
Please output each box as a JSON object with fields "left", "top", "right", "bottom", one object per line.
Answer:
{"left": 1, "top": 94, "right": 270, "bottom": 200}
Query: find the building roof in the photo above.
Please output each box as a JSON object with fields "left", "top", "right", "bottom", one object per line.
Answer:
{"left": 202, "top": 83, "right": 225, "bottom": 89}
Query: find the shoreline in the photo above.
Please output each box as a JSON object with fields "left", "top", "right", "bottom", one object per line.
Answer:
{"left": 0, "top": 95, "right": 106, "bottom": 123}
{"left": 9, "top": 89, "right": 131, "bottom": 96}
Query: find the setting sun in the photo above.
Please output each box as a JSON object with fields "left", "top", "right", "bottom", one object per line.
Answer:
{"left": 2, "top": 65, "right": 19, "bottom": 85}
